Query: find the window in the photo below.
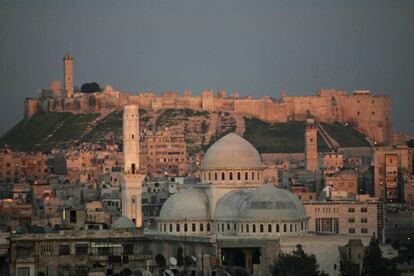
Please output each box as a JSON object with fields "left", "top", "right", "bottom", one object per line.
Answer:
{"left": 208, "top": 173, "right": 211, "bottom": 181}
{"left": 252, "top": 172, "right": 255, "bottom": 180}
{"left": 229, "top": 172, "right": 233, "bottom": 180}
{"left": 221, "top": 223, "right": 224, "bottom": 232}
{"left": 75, "top": 244, "right": 88, "bottom": 255}
{"left": 176, "top": 224, "right": 180, "bottom": 232}
{"left": 221, "top": 172, "right": 225, "bottom": 181}
{"left": 348, "top": 208, "right": 355, "bottom": 213}
{"left": 184, "top": 223, "right": 188, "bottom": 232}
{"left": 260, "top": 224, "right": 264, "bottom": 233}
{"left": 42, "top": 244, "right": 53, "bottom": 255}
{"left": 237, "top": 172, "right": 241, "bottom": 180}
{"left": 59, "top": 265, "right": 70, "bottom": 276}
{"left": 227, "top": 223, "right": 230, "bottom": 230}
{"left": 283, "top": 224, "right": 287, "bottom": 232}
{"left": 163, "top": 224, "right": 166, "bottom": 232}
{"left": 241, "top": 224, "right": 244, "bottom": 233}
{"left": 361, "top": 207, "right": 368, "bottom": 213}
{"left": 361, "top": 218, "right": 368, "bottom": 223}
{"left": 349, "top": 218, "right": 355, "bottom": 223}
{"left": 59, "top": 244, "right": 70, "bottom": 255}
{"left": 361, "top": 228, "right": 368, "bottom": 234}
{"left": 290, "top": 224, "right": 293, "bottom": 232}
{"left": 276, "top": 224, "right": 280, "bottom": 233}
{"left": 207, "top": 223, "right": 211, "bottom": 232}
{"left": 169, "top": 224, "right": 172, "bottom": 232}
{"left": 245, "top": 172, "right": 248, "bottom": 180}
{"left": 123, "top": 244, "right": 134, "bottom": 255}
{"left": 268, "top": 224, "right": 272, "bottom": 233}
{"left": 214, "top": 172, "right": 218, "bottom": 181}
{"left": 246, "top": 224, "right": 249, "bottom": 233}
{"left": 192, "top": 223, "right": 196, "bottom": 232}
{"left": 200, "top": 223, "right": 204, "bottom": 232}
{"left": 349, "top": 228, "right": 356, "bottom": 234}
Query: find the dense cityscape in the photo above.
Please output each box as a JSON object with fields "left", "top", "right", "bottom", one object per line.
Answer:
{"left": 0, "top": 53, "right": 412, "bottom": 276}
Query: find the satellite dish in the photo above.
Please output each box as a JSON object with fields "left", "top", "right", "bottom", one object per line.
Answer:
{"left": 155, "top": 254, "right": 166, "bottom": 267}
{"left": 169, "top": 257, "right": 177, "bottom": 266}
{"left": 164, "top": 269, "right": 174, "bottom": 276}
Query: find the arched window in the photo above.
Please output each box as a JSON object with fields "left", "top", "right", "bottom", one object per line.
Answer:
{"left": 290, "top": 224, "right": 292, "bottom": 232}
{"left": 252, "top": 172, "right": 255, "bottom": 180}
{"left": 276, "top": 224, "right": 280, "bottom": 233}
{"left": 283, "top": 224, "right": 287, "bottom": 232}
{"left": 229, "top": 172, "right": 233, "bottom": 181}
{"left": 246, "top": 224, "right": 249, "bottom": 233}
{"left": 301, "top": 221, "right": 303, "bottom": 230}
{"left": 227, "top": 223, "right": 230, "bottom": 230}
{"left": 192, "top": 223, "right": 196, "bottom": 232}
{"left": 221, "top": 223, "right": 224, "bottom": 232}
{"left": 245, "top": 172, "right": 248, "bottom": 180}
{"left": 260, "top": 224, "right": 264, "bottom": 233}
{"left": 184, "top": 223, "right": 188, "bottom": 232}
{"left": 214, "top": 172, "right": 218, "bottom": 181}
{"left": 207, "top": 223, "right": 211, "bottom": 232}
{"left": 234, "top": 223, "right": 237, "bottom": 230}
{"left": 221, "top": 172, "right": 225, "bottom": 181}
{"left": 164, "top": 224, "right": 166, "bottom": 232}
{"left": 200, "top": 223, "right": 204, "bottom": 232}
{"left": 237, "top": 172, "right": 241, "bottom": 180}
{"left": 257, "top": 172, "right": 260, "bottom": 180}
{"left": 241, "top": 224, "right": 244, "bottom": 233}
{"left": 169, "top": 224, "right": 173, "bottom": 232}
{"left": 253, "top": 224, "right": 256, "bottom": 233}
{"left": 176, "top": 224, "right": 180, "bottom": 232}
{"left": 268, "top": 224, "right": 272, "bottom": 233}
{"left": 208, "top": 172, "right": 211, "bottom": 181}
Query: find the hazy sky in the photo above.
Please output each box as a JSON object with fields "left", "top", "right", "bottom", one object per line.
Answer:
{"left": 1, "top": 0, "right": 413, "bottom": 135}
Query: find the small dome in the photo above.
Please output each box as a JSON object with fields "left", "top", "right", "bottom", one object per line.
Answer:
{"left": 202, "top": 133, "right": 263, "bottom": 170}
{"left": 214, "top": 185, "right": 307, "bottom": 221}
{"left": 113, "top": 216, "right": 136, "bottom": 229}
{"left": 159, "top": 188, "right": 210, "bottom": 221}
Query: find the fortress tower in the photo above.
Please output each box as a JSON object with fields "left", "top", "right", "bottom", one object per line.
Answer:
{"left": 63, "top": 53, "right": 74, "bottom": 97}
{"left": 305, "top": 118, "right": 318, "bottom": 172}
{"left": 121, "top": 105, "right": 145, "bottom": 227}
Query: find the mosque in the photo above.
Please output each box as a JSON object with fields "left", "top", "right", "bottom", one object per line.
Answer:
{"left": 120, "top": 105, "right": 369, "bottom": 276}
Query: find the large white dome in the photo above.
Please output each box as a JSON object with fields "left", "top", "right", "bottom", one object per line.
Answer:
{"left": 214, "top": 184, "right": 307, "bottom": 222}
{"left": 201, "top": 133, "right": 263, "bottom": 170}
{"left": 158, "top": 188, "right": 210, "bottom": 221}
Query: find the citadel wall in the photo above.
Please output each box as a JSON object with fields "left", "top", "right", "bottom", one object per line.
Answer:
{"left": 24, "top": 87, "right": 391, "bottom": 144}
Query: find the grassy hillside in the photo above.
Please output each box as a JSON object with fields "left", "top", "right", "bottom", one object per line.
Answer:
{"left": 243, "top": 117, "right": 330, "bottom": 153}
{"left": 0, "top": 112, "right": 99, "bottom": 151}
{"left": 0, "top": 111, "right": 370, "bottom": 154}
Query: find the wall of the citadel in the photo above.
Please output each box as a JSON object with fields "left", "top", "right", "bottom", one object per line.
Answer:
{"left": 24, "top": 88, "right": 391, "bottom": 144}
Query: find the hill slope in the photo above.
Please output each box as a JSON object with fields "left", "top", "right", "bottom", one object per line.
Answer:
{"left": 0, "top": 111, "right": 370, "bottom": 153}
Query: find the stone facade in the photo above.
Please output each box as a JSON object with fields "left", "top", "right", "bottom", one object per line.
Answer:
{"left": 305, "top": 118, "right": 318, "bottom": 172}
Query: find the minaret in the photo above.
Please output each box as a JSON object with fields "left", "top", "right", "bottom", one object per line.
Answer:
{"left": 121, "top": 105, "right": 145, "bottom": 227}
{"left": 63, "top": 53, "right": 74, "bottom": 97}
{"left": 305, "top": 118, "right": 318, "bottom": 172}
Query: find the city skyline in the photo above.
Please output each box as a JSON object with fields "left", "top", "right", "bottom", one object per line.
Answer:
{"left": 1, "top": 0, "right": 414, "bottom": 135}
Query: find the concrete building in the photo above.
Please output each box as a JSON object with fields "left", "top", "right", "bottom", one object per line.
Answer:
{"left": 140, "top": 130, "right": 188, "bottom": 177}
{"left": 304, "top": 200, "right": 383, "bottom": 241}
{"left": 373, "top": 145, "right": 413, "bottom": 202}
{"left": 121, "top": 105, "right": 145, "bottom": 228}
{"left": 325, "top": 170, "right": 359, "bottom": 199}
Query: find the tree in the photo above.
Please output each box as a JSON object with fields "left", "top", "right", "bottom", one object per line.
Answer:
{"left": 361, "top": 237, "right": 400, "bottom": 276}
{"left": 270, "top": 244, "right": 328, "bottom": 276}
{"left": 80, "top": 82, "right": 101, "bottom": 93}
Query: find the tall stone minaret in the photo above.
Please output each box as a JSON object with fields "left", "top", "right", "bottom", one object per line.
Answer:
{"left": 121, "top": 105, "right": 145, "bottom": 228}
{"left": 305, "top": 118, "right": 318, "bottom": 172}
{"left": 63, "top": 53, "right": 74, "bottom": 98}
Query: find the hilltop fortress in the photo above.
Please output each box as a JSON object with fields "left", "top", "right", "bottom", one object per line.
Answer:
{"left": 24, "top": 53, "right": 391, "bottom": 145}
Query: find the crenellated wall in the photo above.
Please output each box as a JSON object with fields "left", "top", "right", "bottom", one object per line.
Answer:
{"left": 24, "top": 87, "right": 391, "bottom": 145}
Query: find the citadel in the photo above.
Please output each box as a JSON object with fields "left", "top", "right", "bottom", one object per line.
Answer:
{"left": 25, "top": 53, "right": 391, "bottom": 145}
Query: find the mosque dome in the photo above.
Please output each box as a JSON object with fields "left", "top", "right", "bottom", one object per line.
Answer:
{"left": 159, "top": 188, "right": 210, "bottom": 221}
{"left": 214, "top": 184, "right": 307, "bottom": 222}
{"left": 113, "top": 216, "right": 136, "bottom": 229}
{"left": 201, "top": 133, "right": 263, "bottom": 170}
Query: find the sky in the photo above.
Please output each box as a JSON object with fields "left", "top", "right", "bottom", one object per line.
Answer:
{"left": 0, "top": 0, "right": 413, "bottom": 135}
